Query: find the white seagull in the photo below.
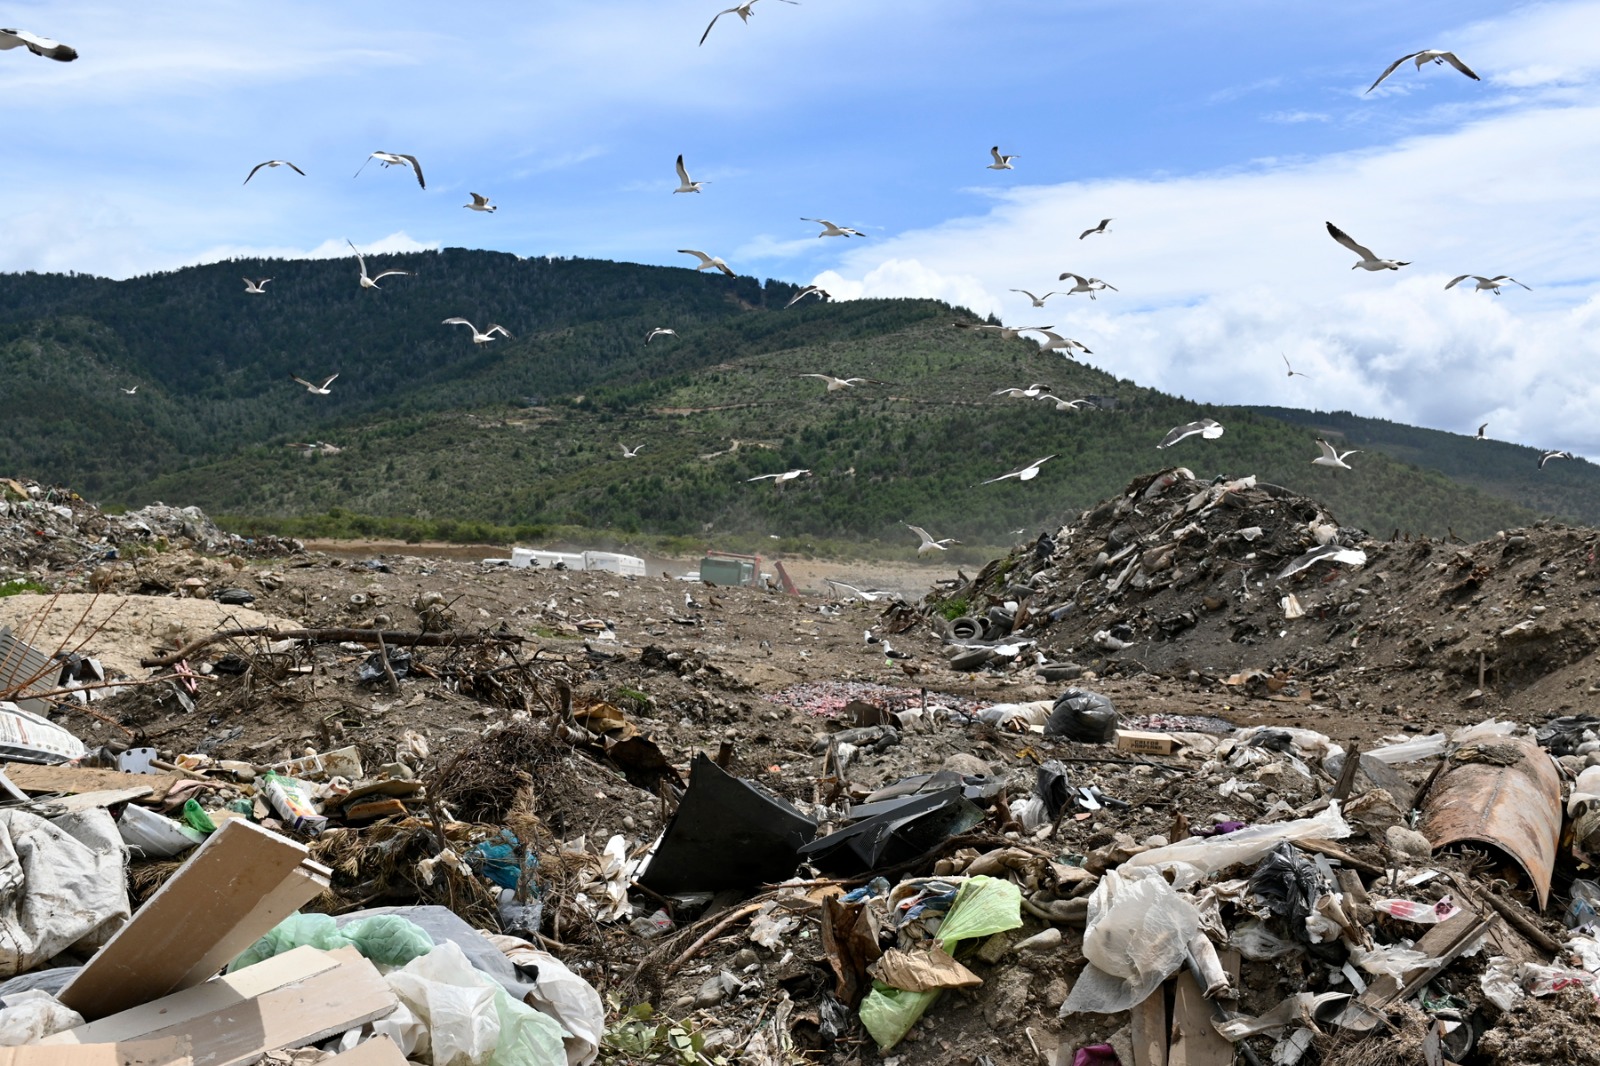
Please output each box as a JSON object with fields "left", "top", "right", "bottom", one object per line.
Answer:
{"left": 442, "top": 318, "right": 512, "bottom": 344}
{"left": 1079, "top": 218, "right": 1113, "bottom": 240}
{"left": 674, "top": 154, "right": 709, "bottom": 193}
{"left": 1038, "top": 395, "right": 1097, "bottom": 412}
{"left": 1028, "top": 328, "right": 1092, "bottom": 356}
{"left": 1282, "top": 353, "right": 1309, "bottom": 378}
{"left": 348, "top": 241, "right": 413, "bottom": 290}
{"left": 1475, "top": 422, "right": 1488, "bottom": 441}
{"left": 291, "top": 373, "right": 339, "bottom": 396}
{"left": 699, "top": 0, "right": 799, "bottom": 46}
{"left": 242, "top": 277, "right": 273, "bottom": 294}
{"left": 906, "top": 524, "right": 959, "bottom": 554}
{"left": 1057, "top": 272, "right": 1118, "bottom": 299}
{"left": 987, "top": 147, "right": 1019, "bottom": 170}
{"left": 827, "top": 579, "right": 888, "bottom": 602}
{"left": 1326, "top": 222, "right": 1409, "bottom": 271}
{"left": 646, "top": 328, "right": 678, "bottom": 344}
{"left": 1010, "top": 289, "right": 1061, "bottom": 308}
{"left": 353, "top": 151, "right": 426, "bottom": 189}
{"left": 801, "top": 374, "right": 869, "bottom": 392}
{"left": 992, "top": 383, "right": 1052, "bottom": 399}
{"left": 463, "top": 192, "right": 496, "bottom": 213}
{"left": 785, "top": 284, "right": 829, "bottom": 308}
{"left": 748, "top": 468, "right": 812, "bottom": 486}
{"left": 1157, "top": 418, "right": 1224, "bottom": 449}
{"left": 679, "top": 249, "right": 735, "bottom": 276}
{"left": 983, "top": 455, "right": 1056, "bottom": 485}
{"left": 0, "top": 28, "right": 77, "bottom": 61}
{"left": 956, "top": 322, "right": 1052, "bottom": 341}
{"left": 802, "top": 218, "right": 865, "bottom": 238}
{"left": 1540, "top": 450, "right": 1573, "bottom": 469}
{"left": 120, "top": 385, "right": 138, "bottom": 395}
{"left": 1312, "top": 438, "right": 1359, "bottom": 470}
{"left": 620, "top": 444, "right": 645, "bottom": 459}
{"left": 1366, "top": 51, "right": 1480, "bottom": 94}
{"left": 1446, "top": 274, "right": 1531, "bottom": 294}
{"left": 243, "top": 160, "right": 305, "bottom": 185}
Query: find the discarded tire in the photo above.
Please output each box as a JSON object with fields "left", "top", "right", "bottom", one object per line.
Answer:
{"left": 945, "top": 616, "right": 984, "bottom": 641}
{"left": 1045, "top": 688, "right": 1118, "bottom": 743}
{"left": 948, "top": 647, "right": 994, "bottom": 672}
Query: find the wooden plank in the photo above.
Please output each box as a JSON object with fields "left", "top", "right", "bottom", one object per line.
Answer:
{"left": 44, "top": 947, "right": 341, "bottom": 1047}
{"left": 1336, "top": 909, "right": 1488, "bottom": 1031}
{"left": 2, "top": 763, "right": 182, "bottom": 803}
{"left": 1167, "top": 970, "right": 1231, "bottom": 1066}
{"left": 173, "top": 859, "right": 332, "bottom": 989}
{"left": 52, "top": 787, "right": 154, "bottom": 813}
{"left": 59, "top": 820, "right": 318, "bottom": 1020}
{"left": 320, "top": 1038, "right": 408, "bottom": 1066}
{"left": 0, "top": 1042, "right": 188, "bottom": 1066}
{"left": 54, "top": 951, "right": 393, "bottom": 1066}
{"left": 1129, "top": 984, "right": 1169, "bottom": 1066}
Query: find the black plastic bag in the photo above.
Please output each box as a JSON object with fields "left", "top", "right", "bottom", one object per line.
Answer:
{"left": 1044, "top": 688, "right": 1118, "bottom": 743}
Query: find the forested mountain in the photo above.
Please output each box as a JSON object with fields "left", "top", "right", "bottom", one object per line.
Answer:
{"left": 1, "top": 250, "right": 1586, "bottom": 547}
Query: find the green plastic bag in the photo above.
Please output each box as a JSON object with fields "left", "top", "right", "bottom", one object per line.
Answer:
{"left": 229, "top": 912, "right": 434, "bottom": 972}
{"left": 230, "top": 913, "right": 345, "bottom": 971}
{"left": 858, "top": 876, "right": 1023, "bottom": 1050}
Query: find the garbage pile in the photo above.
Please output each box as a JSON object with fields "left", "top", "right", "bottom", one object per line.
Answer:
{"left": 0, "top": 476, "right": 300, "bottom": 579}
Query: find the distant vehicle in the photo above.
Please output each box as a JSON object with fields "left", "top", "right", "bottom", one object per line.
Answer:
{"left": 509, "top": 548, "right": 646, "bottom": 577}
{"left": 695, "top": 551, "right": 798, "bottom": 594}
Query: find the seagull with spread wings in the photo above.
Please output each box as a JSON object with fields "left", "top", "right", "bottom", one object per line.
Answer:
{"left": 463, "top": 193, "right": 496, "bottom": 213}
{"left": 957, "top": 322, "right": 1052, "bottom": 341}
{"left": 1475, "top": 422, "right": 1488, "bottom": 441}
{"left": 748, "top": 469, "right": 812, "bottom": 486}
{"left": 1157, "top": 418, "right": 1224, "bottom": 449}
{"left": 354, "top": 151, "right": 426, "bottom": 189}
{"left": 987, "top": 146, "right": 1019, "bottom": 170}
{"left": 1326, "top": 222, "right": 1409, "bottom": 271}
{"left": 243, "top": 277, "right": 273, "bottom": 295}
{"left": 1366, "top": 50, "right": 1480, "bottom": 94}
{"left": 906, "top": 524, "right": 959, "bottom": 554}
{"left": 291, "top": 373, "right": 339, "bottom": 396}
{"left": 983, "top": 456, "right": 1056, "bottom": 485}
{"left": 674, "top": 154, "right": 708, "bottom": 193}
{"left": 801, "top": 374, "right": 872, "bottom": 392}
{"left": 679, "top": 249, "right": 735, "bottom": 276}
{"left": 0, "top": 28, "right": 77, "bottom": 61}
{"left": 699, "top": 0, "right": 798, "bottom": 46}
{"left": 1446, "top": 274, "right": 1530, "bottom": 294}
{"left": 1282, "top": 354, "right": 1310, "bottom": 378}
{"left": 1057, "top": 272, "right": 1118, "bottom": 299}
{"left": 1312, "top": 438, "right": 1359, "bottom": 470}
{"left": 646, "top": 328, "right": 677, "bottom": 344}
{"left": 1038, "top": 395, "right": 1097, "bottom": 412}
{"left": 1079, "top": 218, "right": 1113, "bottom": 240}
{"left": 1027, "top": 329, "right": 1092, "bottom": 356}
{"left": 992, "top": 383, "right": 1052, "bottom": 399}
{"left": 243, "top": 160, "right": 305, "bottom": 185}
{"left": 620, "top": 444, "right": 645, "bottom": 459}
{"left": 786, "top": 284, "right": 829, "bottom": 308}
{"left": 1540, "top": 450, "right": 1573, "bottom": 469}
{"left": 1010, "top": 289, "right": 1061, "bottom": 308}
{"left": 442, "top": 318, "right": 512, "bottom": 345}
{"left": 802, "top": 218, "right": 864, "bottom": 238}
{"left": 348, "top": 241, "right": 413, "bottom": 290}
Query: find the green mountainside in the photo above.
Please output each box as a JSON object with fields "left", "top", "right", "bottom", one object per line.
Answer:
{"left": 1, "top": 250, "right": 1588, "bottom": 548}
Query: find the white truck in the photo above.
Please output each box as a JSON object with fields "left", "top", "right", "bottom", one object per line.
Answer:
{"left": 509, "top": 548, "right": 646, "bottom": 577}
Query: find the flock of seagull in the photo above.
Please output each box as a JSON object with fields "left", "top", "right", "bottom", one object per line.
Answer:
{"left": 2, "top": 21, "right": 1576, "bottom": 560}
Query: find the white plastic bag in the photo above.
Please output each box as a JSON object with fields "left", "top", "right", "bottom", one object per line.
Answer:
{"left": 485, "top": 934, "right": 605, "bottom": 1066}
{"left": 1123, "top": 804, "right": 1351, "bottom": 889}
{"left": 1063, "top": 868, "right": 1200, "bottom": 1014}
{"left": 385, "top": 940, "right": 565, "bottom": 1066}
{"left": 0, "top": 990, "right": 83, "bottom": 1045}
{"left": 0, "top": 809, "right": 130, "bottom": 977}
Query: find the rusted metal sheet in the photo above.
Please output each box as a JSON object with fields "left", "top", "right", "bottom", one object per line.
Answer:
{"left": 1420, "top": 736, "right": 1560, "bottom": 909}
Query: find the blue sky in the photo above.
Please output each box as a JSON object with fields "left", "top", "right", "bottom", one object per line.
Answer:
{"left": 6, "top": 1, "right": 1600, "bottom": 456}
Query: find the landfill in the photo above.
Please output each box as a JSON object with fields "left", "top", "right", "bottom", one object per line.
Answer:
{"left": 2, "top": 470, "right": 1600, "bottom": 1065}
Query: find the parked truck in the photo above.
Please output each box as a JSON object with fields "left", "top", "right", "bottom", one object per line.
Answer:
{"left": 509, "top": 548, "right": 647, "bottom": 577}
{"left": 694, "top": 551, "right": 798, "bottom": 594}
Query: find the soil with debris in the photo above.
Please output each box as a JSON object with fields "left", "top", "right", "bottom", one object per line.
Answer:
{"left": 4, "top": 471, "right": 1600, "bottom": 1066}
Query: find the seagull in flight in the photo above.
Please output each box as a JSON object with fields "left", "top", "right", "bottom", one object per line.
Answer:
{"left": 1475, "top": 422, "right": 1488, "bottom": 441}
{"left": 827, "top": 579, "right": 888, "bottom": 602}
{"left": 802, "top": 218, "right": 865, "bottom": 238}
{"left": 1446, "top": 274, "right": 1530, "bottom": 294}
{"left": 956, "top": 322, "right": 1052, "bottom": 341}
{"left": 120, "top": 385, "right": 138, "bottom": 395}
{"left": 1079, "top": 218, "right": 1113, "bottom": 240}
{"left": 786, "top": 284, "right": 829, "bottom": 308}
{"left": 463, "top": 192, "right": 496, "bottom": 213}
{"left": 1282, "top": 353, "right": 1309, "bottom": 378}
{"left": 243, "top": 160, "right": 305, "bottom": 185}
{"left": 620, "top": 444, "right": 645, "bottom": 459}
{"left": 992, "top": 383, "right": 1052, "bottom": 399}
{"left": 1326, "top": 222, "right": 1409, "bottom": 271}
{"left": 906, "top": 524, "right": 959, "bottom": 554}
{"left": 674, "top": 154, "right": 709, "bottom": 193}
{"left": 801, "top": 374, "right": 871, "bottom": 392}
{"left": 1057, "top": 272, "right": 1118, "bottom": 299}
{"left": 983, "top": 455, "right": 1056, "bottom": 484}
{"left": 646, "top": 328, "right": 677, "bottom": 344}
{"left": 1038, "top": 395, "right": 1097, "bottom": 412}
{"left": 348, "top": 241, "right": 413, "bottom": 290}
{"left": 442, "top": 318, "right": 512, "bottom": 344}
{"left": 1010, "top": 289, "right": 1061, "bottom": 308}
{"left": 679, "top": 249, "right": 735, "bottom": 276}
{"left": 0, "top": 28, "right": 77, "bottom": 61}
{"left": 749, "top": 468, "right": 812, "bottom": 486}
{"left": 1028, "top": 329, "right": 1092, "bottom": 356}
{"left": 353, "top": 151, "right": 426, "bottom": 189}
{"left": 1312, "top": 438, "right": 1359, "bottom": 469}
{"left": 242, "top": 277, "right": 273, "bottom": 295}
{"left": 700, "top": 0, "right": 799, "bottom": 46}
{"left": 1157, "top": 418, "right": 1224, "bottom": 449}
{"left": 1366, "top": 50, "right": 1480, "bottom": 94}
{"left": 291, "top": 373, "right": 339, "bottom": 396}
{"left": 987, "top": 147, "right": 1019, "bottom": 170}
{"left": 1540, "top": 450, "right": 1573, "bottom": 469}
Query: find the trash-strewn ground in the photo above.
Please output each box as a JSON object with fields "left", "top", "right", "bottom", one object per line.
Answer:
{"left": 4, "top": 471, "right": 1600, "bottom": 1066}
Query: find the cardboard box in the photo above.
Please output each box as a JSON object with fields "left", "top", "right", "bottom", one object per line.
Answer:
{"left": 1115, "top": 730, "right": 1179, "bottom": 756}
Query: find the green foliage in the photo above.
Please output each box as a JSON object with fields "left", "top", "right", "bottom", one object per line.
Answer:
{"left": 937, "top": 596, "right": 971, "bottom": 621}
{"left": 0, "top": 578, "right": 49, "bottom": 597}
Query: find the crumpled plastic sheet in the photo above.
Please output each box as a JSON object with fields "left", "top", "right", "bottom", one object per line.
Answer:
{"left": 0, "top": 989, "right": 83, "bottom": 1045}
{"left": 380, "top": 940, "right": 566, "bottom": 1066}
{"left": 1062, "top": 868, "right": 1201, "bottom": 1015}
{"left": 485, "top": 934, "right": 606, "bottom": 1066}
{"left": 0, "top": 809, "right": 129, "bottom": 978}
{"left": 1122, "top": 803, "right": 1351, "bottom": 890}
